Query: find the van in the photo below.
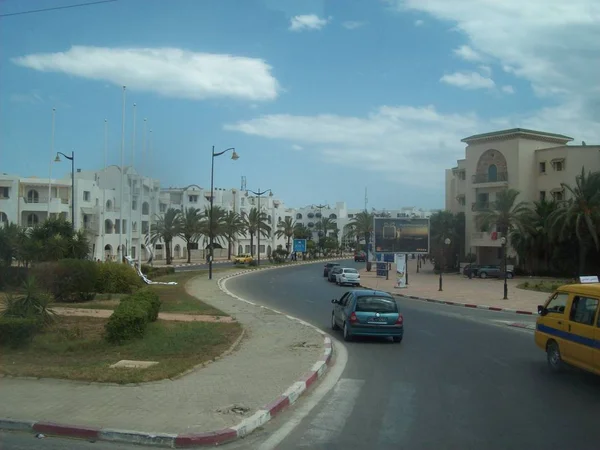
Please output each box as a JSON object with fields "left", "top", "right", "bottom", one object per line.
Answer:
{"left": 535, "top": 282, "right": 600, "bottom": 375}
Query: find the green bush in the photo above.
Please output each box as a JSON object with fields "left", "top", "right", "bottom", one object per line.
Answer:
{"left": 0, "top": 317, "right": 39, "bottom": 348}
{"left": 2, "top": 277, "right": 56, "bottom": 327}
{"left": 248, "top": 260, "right": 258, "bottom": 267}
{"left": 140, "top": 264, "right": 174, "bottom": 278}
{"left": 121, "top": 288, "right": 161, "bottom": 322}
{"left": 32, "top": 259, "right": 99, "bottom": 302}
{"left": 0, "top": 267, "right": 29, "bottom": 290}
{"left": 105, "top": 300, "right": 149, "bottom": 344}
{"left": 97, "top": 262, "right": 143, "bottom": 294}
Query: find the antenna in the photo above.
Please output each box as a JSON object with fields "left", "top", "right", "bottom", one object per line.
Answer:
{"left": 241, "top": 176, "right": 247, "bottom": 191}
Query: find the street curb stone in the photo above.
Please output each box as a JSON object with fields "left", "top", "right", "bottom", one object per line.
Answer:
{"left": 0, "top": 258, "right": 345, "bottom": 448}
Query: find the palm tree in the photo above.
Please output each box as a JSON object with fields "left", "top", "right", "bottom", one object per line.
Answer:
{"left": 478, "top": 188, "right": 532, "bottom": 238}
{"left": 244, "top": 207, "right": 270, "bottom": 257}
{"left": 222, "top": 211, "right": 247, "bottom": 259}
{"left": 548, "top": 168, "right": 600, "bottom": 275}
{"left": 429, "top": 210, "right": 459, "bottom": 269}
{"left": 275, "top": 216, "right": 296, "bottom": 251}
{"left": 348, "top": 211, "right": 374, "bottom": 266}
{"left": 150, "top": 207, "right": 182, "bottom": 265}
{"left": 198, "top": 206, "right": 227, "bottom": 257}
{"left": 178, "top": 207, "right": 203, "bottom": 263}
{"left": 293, "top": 223, "right": 311, "bottom": 240}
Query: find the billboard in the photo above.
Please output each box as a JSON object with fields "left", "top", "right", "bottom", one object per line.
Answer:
{"left": 373, "top": 217, "right": 430, "bottom": 254}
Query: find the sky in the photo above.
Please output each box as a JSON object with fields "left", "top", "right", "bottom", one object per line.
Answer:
{"left": 1, "top": 0, "right": 599, "bottom": 210}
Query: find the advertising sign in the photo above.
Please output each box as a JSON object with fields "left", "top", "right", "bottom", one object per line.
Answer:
{"left": 373, "top": 217, "right": 430, "bottom": 254}
{"left": 394, "top": 253, "right": 407, "bottom": 288}
{"left": 292, "top": 239, "right": 307, "bottom": 253}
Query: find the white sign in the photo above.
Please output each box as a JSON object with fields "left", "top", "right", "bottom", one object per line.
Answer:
{"left": 579, "top": 276, "right": 599, "bottom": 284}
{"left": 394, "top": 253, "right": 407, "bottom": 289}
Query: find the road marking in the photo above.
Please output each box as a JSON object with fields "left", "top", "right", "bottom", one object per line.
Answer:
{"left": 296, "top": 378, "right": 365, "bottom": 446}
{"left": 257, "top": 339, "right": 349, "bottom": 450}
{"left": 378, "top": 381, "right": 416, "bottom": 445}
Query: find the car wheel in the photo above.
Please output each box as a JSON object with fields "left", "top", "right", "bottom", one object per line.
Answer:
{"left": 331, "top": 313, "right": 339, "bottom": 330}
{"left": 506, "top": 272, "right": 514, "bottom": 279}
{"left": 343, "top": 322, "right": 352, "bottom": 341}
{"left": 547, "top": 341, "right": 565, "bottom": 372}
{"left": 392, "top": 336, "right": 403, "bottom": 343}
{"left": 479, "top": 272, "right": 487, "bottom": 279}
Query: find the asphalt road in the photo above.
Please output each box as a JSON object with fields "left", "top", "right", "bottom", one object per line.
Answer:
{"left": 225, "top": 260, "right": 600, "bottom": 450}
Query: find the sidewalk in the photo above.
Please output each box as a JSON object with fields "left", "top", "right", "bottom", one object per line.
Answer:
{"left": 0, "top": 271, "right": 329, "bottom": 445}
{"left": 359, "top": 261, "right": 550, "bottom": 314}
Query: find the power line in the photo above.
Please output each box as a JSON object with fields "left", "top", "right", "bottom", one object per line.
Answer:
{"left": 0, "top": 0, "right": 118, "bottom": 17}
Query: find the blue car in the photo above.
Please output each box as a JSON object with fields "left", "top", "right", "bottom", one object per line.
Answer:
{"left": 331, "top": 289, "right": 403, "bottom": 342}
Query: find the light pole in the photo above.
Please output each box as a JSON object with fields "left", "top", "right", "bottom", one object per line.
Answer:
{"left": 501, "top": 236, "right": 508, "bottom": 299}
{"left": 315, "top": 203, "right": 326, "bottom": 256}
{"left": 209, "top": 146, "right": 239, "bottom": 280}
{"left": 119, "top": 86, "right": 126, "bottom": 262}
{"left": 246, "top": 188, "right": 273, "bottom": 266}
{"left": 48, "top": 108, "right": 56, "bottom": 217}
{"left": 54, "top": 151, "right": 75, "bottom": 232}
{"left": 439, "top": 237, "right": 451, "bottom": 291}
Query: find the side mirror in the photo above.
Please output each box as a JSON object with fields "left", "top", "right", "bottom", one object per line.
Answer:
{"left": 537, "top": 305, "right": 547, "bottom": 316}
{"left": 331, "top": 299, "right": 337, "bottom": 304}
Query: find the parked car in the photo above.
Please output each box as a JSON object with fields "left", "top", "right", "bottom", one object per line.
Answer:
{"left": 463, "top": 264, "right": 513, "bottom": 279}
{"left": 331, "top": 289, "right": 403, "bottom": 342}
{"left": 329, "top": 266, "right": 343, "bottom": 282}
{"left": 234, "top": 254, "right": 253, "bottom": 264}
{"left": 323, "top": 262, "right": 340, "bottom": 277}
{"left": 354, "top": 252, "right": 366, "bottom": 262}
{"left": 335, "top": 268, "right": 361, "bottom": 286}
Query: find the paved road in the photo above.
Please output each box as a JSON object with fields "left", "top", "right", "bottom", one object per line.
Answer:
{"left": 225, "top": 261, "right": 600, "bottom": 450}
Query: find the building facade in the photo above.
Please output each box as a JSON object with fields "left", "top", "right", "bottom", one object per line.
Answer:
{"left": 445, "top": 128, "right": 600, "bottom": 264}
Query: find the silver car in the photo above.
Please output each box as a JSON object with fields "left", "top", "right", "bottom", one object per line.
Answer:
{"left": 336, "top": 268, "right": 361, "bottom": 286}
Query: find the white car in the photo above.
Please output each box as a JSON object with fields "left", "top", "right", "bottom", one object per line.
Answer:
{"left": 336, "top": 268, "right": 361, "bottom": 286}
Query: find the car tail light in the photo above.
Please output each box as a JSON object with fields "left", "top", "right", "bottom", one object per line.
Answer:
{"left": 395, "top": 314, "right": 404, "bottom": 326}
{"left": 349, "top": 312, "right": 358, "bottom": 324}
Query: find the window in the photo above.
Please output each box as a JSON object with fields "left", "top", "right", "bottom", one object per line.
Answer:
{"left": 339, "top": 292, "right": 350, "bottom": 306}
{"left": 539, "top": 162, "right": 546, "bottom": 173}
{"left": 553, "top": 161, "right": 564, "bottom": 171}
{"left": 83, "top": 191, "right": 91, "bottom": 201}
{"left": 188, "top": 195, "right": 198, "bottom": 203}
{"left": 569, "top": 296, "right": 599, "bottom": 326}
{"left": 27, "top": 213, "right": 39, "bottom": 227}
{"left": 259, "top": 245, "right": 265, "bottom": 254}
{"left": 458, "top": 197, "right": 466, "bottom": 206}
{"left": 132, "top": 200, "right": 137, "bottom": 210}
{"left": 355, "top": 296, "right": 398, "bottom": 313}
{"left": 0, "top": 187, "right": 9, "bottom": 199}
{"left": 159, "top": 203, "right": 166, "bottom": 213}
{"left": 27, "top": 189, "right": 39, "bottom": 203}
{"left": 245, "top": 245, "right": 251, "bottom": 254}
{"left": 142, "top": 221, "right": 149, "bottom": 234}
{"left": 545, "top": 292, "right": 569, "bottom": 314}
{"left": 0, "top": 212, "right": 7, "bottom": 223}
{"left": 552, "top": 191, "right": 564, "bottom": 201}
{"left": 539, "top": 191, "right": 546, "bottom": 201}
{"left": 343, "top": 268, "right": 358, "bottom": 274}
{"left": 115, "top": 219, "right": 121, "bottom": 233}
{"left": 459, "top": 171, "right": 466, "bottom": 181}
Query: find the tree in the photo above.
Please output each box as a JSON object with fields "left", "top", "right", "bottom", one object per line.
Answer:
{"left": 429, "top": 210, "right": 461, "bottom": 269}
{"left": 275, "top": 216, "right": 296, "bottom": 252}
{"left": 150, "top": 208, "right": 181, "bottom": 265}
{"left": 548, "top": 168, "right": 600, "bottom": 275}
{"left": 198, "top": 206, "right": 228, "bottom": 255}
{"left": 293, "top": 223, "right": 311, "bottom": 240}
{"left": 477, "top": 188, "right": 531, "bottom": 240}
{"left": 222, "top": 211, "right": 247, "bottom": 259}
{"left": 347, "top": 211, "right": 374, "bottom": 266}
{"left": 244, "top": 207, "right": 271, "bottom": 257}
{"left": 178, "top": 207, "right": 203, "bottom": 264}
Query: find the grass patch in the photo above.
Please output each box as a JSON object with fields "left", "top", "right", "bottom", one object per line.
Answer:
{"left": 517, "top": 279, "right": 575, "bottom": 293}
{"left": 0, "top": 315, "right": 242, "bottom": 383}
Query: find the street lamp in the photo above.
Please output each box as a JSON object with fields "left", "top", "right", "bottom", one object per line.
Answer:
{"left": 439, "top": 237, "right": 451, "bottom": 291}
{"left": 315, "top": 203, "right": 327, "bottom": 256}
{"left": 501, "top": 236, "right": 508, "bottom": 299}
{"left": 54, "top": 151, "right": 75, "bottom": 232}
{"left": 209, "top": 146, "right": 239, "bottom": 280}
{"left": 246, "top": 188, "right": 273, "bottom": 266}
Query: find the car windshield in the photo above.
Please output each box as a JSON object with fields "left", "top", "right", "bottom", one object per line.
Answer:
{"left": 355, "top": 296, "right": 398, "bottom": 313}
{"left": 343, "top": 269, "right": 358, "bottom": 274}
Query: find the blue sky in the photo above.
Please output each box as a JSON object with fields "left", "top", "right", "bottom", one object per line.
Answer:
{"left": 1, "top": 0, "right": 599, "bottom": 210}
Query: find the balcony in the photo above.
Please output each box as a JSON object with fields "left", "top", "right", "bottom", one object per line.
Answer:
{"left": 472, "top": 172, "right": 508, "bottom": 184}
{"left": 471, "top": 231, "right": 504, "bottom": 247}
{"left": 471, "top": 202, "right": 490, "bottom": 212}
{"left": 83, "top": 221, "right": 100, "bottom": 235}
{"left": 20, "top": 196, "right": 70, "bottom": 212}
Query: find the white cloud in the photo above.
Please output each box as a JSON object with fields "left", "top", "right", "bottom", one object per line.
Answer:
{"left": 414, "top": 19, "right": 424, "bottom": 26}
{"left": 224, "top": 102, "right": 600, "bottom": 190}
{"left": 291, "top": 144, "right": 303, "bottom": 151}
{"left": 289, "top": 14, "right": 329, "bottom": 32}
{"left": 12, "top": 46, "right": 280, "bottom": 101}
{"left": 453, "top": 45, "right": 483, "bottom": 62}
{"left": 440, "top": 71, "right": 495, "bottom": 90}
{"left": 502, "top": 85, "right": 515, "bottom": 94}
{"left": 342, "top": 20, "right": 366, "bottom": 30}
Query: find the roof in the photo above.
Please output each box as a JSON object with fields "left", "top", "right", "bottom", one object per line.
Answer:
{"left": 461, "top": 128, "right": 573, "bottom": 145}
{"left": 556, "top": 283, "right": 600, "bottom": 296}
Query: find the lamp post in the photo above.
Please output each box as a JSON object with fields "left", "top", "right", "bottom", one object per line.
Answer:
{"left": 246, "top": 188, "right": 273, "bottom": 266}
{"left": 501, "top": 236, "right": 508, "bottom": 299}
{"left": 439, "top": 237, "right": 451, "bottom": 291}
{"left": 54, "top": 151, "right": 75, "bottom": 232}
{"left": 209, "top": 146, "right": 239, "bottom": 280}
{"left": 315, "top": 203, "right": 327, "bottom": 256}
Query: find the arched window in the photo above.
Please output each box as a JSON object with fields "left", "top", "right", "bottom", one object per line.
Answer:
{"left": 488, "top": 164, "right": 498, "bottom": 182}
{"left": 27, "top": 213, "right": 39, "bottom": 227}
{"left": 0, "top": 212, "right": 7, "bottom": 223}
{"left": 27, "top": 190, "right": 39, "bottom": 203}
{"left": 296, "top": 213, "right": 303, "bottom": 219}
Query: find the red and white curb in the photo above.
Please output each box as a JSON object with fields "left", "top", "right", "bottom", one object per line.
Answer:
{"left": 395, "top": 293, "right": 537, "bottom": 316}
{"left": 0, "top": 260, "right": 339, "bottom": 447}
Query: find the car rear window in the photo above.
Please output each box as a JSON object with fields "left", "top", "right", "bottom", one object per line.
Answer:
{"left": 343, "top": 269, "right": 358, "bottom": 273}
{"left": 355, "top": 296, "right": 397, "bottom": 313}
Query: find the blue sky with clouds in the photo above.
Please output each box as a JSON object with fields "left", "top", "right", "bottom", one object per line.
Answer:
{"left": 1, "top": 0, "right": 599, "bottom": 210}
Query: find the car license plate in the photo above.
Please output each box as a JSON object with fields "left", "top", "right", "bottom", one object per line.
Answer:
{"left": 369, "top": 317, "right": 386, "bottom": 323}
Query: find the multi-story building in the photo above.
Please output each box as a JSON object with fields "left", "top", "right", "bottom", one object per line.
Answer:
{"left": 445, "top": 128, "right": 600, "bottom": 264}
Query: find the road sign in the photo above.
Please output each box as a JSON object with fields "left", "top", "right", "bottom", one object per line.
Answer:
{"left": 293, "top": 239, "right": 307, "bottom": 253}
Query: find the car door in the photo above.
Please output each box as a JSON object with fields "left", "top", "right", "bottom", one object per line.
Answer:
{"left": 594, "top": 308, "right": 600, "bottom": 373}
{"left": 538, "top": 291, "right": 570, "bottom": 354}
{"left": 334, "top": 292, "right": 350, "bottom": 325}
{"left": 564, "top": 295, "right": 599, "bottom": 371}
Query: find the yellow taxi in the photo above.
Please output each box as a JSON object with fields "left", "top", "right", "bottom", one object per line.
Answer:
{"left": 234, "top": 254, "right": 253, "bottom": 264}
{"left": 535, "top": 279, "right": 600, "bottom": 375}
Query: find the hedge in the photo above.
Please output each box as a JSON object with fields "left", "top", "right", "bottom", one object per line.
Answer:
{"left": 96, "top": 262, "right": 143, "bottom": 294}
{"left": 0, "top": 267, "right": 29, "bottom": 290}
{"left": 104, "top": 288, "right": 162, "bottom": 344}
{"left": 0, "top": 317, "right": 39, "bottom": 348}
{"left": 32, "top": 259, "right": 98, "bottom": 302}
{"left": 140, "top": 264, "right": 174, "bottom": 278}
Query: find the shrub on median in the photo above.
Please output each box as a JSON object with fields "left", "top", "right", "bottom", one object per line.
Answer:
{"left": 122, "top": 288, "right": 161, "bottom": 322}
{"left": 0, "top": 317, "right": 39, "bottom": 348}
{"left": 96, "top": 262, "right": 143, "bottom": 294}
{"left": 32, "top": 259, "right": 99, "bottom": 302}
{"left": 104, "top": 288, "right": 162, "bottom": 344}
{"left": 0, "top": 267, "right": 29, "bottom": 290}
{"left": 140, "top": 264, "right": 174, "bottom": 278}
